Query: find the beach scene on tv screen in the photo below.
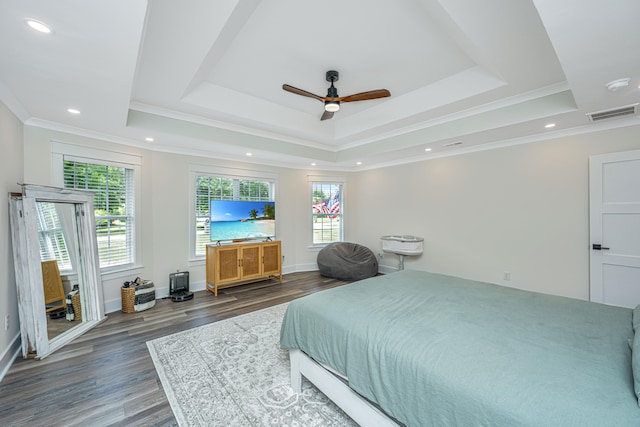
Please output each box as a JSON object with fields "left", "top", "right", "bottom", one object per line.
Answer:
{"left": 210, "top": 200, "right": 275, "bottom": 241}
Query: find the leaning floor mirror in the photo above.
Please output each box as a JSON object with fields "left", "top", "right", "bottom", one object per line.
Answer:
{"left": 9, "top": 184, "right": 106, "bottom": 360}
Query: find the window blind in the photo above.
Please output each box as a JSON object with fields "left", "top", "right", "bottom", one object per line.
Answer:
{"left": 63, "top": 160, "right": 135, "bottom": 268}
{"left": 36, "top": 201, "right": 72, "bottom": 270}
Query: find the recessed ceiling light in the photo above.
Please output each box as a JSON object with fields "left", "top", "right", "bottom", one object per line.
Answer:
{"left": 67, "top": 108, "right": 80, "bottom": 114}
{"left": 545, "top": 123, "right": 556, "bottom": 128}
{"left": 310, "top": 162, "right": 316, "bottom": 166}
{"left": 145, "top": 137, "right": 154, "bottom": 142}
{"left": 424, "top": 148, "right": 432, "bottom": 152}
{"left": 246, "top": 152, "right": 252, "bottom": 156}
{"left": 356, "top": 161, "right": 362, "bottom": 165}
{"left": 25, "top": 18, "right": 53, "bottom": 34}
{"left": 606, "top": 78, "right": 630, "bottom": 92}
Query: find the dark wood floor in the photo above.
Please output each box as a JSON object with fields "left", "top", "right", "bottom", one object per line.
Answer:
{"left": 0, "top": 272, "right": 351, "bottom": 427}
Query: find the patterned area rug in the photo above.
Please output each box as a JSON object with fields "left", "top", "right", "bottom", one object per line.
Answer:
{"left": 147, "top": 303, "right": 356, "bottom": 426}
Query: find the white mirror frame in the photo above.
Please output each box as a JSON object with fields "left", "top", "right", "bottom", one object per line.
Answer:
{"left": 9, "top": 184, "right": 106, "bottom": 360}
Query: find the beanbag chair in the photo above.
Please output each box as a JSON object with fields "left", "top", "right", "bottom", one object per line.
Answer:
{"left": 317, "top": 242, "right": 378, "bottom": 281}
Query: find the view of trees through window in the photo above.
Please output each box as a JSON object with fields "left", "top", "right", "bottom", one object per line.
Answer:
{"left": 63, "top": 160, "right": 134, "bottom": 268}
{"left": 195, "top": 176, "right": 274, "bottom": 256}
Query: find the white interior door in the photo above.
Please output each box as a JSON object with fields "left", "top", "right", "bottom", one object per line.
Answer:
{"left": 589, "top": 149, "right": 640, "bottom": 308}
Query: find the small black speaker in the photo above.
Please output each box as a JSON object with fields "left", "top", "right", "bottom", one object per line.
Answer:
{"left": 170, "top": 271, "right": 193, "bottom": 302}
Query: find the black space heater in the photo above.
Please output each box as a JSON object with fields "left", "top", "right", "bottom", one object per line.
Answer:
{"left": 170, "top": 271, "right": 193, "bottom": 302}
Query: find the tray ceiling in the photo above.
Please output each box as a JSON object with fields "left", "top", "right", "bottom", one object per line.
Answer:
{"left": 1, "top": 0, "right": 639, "bottom": 170}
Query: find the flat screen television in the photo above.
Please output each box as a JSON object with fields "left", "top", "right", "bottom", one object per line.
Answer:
{"left": 209, "top": 200, "right": 275, "bottom": 242}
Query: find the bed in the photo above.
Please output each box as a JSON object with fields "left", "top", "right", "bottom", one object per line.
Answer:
{"left": 280, "top": 270, "right": 640, "bottom": 426}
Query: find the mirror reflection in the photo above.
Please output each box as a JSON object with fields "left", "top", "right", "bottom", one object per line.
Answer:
{"left": 37, "top": 201, "right": 85, "bottom": 341}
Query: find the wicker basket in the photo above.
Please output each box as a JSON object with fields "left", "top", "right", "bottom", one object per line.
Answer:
{"left": 121, "top": 285, "right": 136, "bottom": 313}
{"left": 121, "top": 281, "right": 155, "bottom": 313}
{"left": 71, "top": 292, "right": 82, "bottom": 322}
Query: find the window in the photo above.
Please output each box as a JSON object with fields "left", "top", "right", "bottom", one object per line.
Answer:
{"left": 194, "top": 175, "right": 275, "bottom": 257}
{"left": 311, "top": 182, "right": 343, "bottom": 244}
{"left": 36, "top": 202, "right": 72, "bottom": 270}
{"left": 63, "top": 160, "right": 135, "bottom": 269}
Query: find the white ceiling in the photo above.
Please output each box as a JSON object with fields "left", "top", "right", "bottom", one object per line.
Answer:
{"left": 1, "top": 0, "right": 639, "bottom": 170}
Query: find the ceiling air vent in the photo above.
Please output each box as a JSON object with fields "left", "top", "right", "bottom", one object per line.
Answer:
{"left": 587, "top": 103, "right": 638, "bottom": 122}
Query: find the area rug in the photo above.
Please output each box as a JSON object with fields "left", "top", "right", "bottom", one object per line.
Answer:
{"left": 146, "top": 303, "right": 356, "bottom": 426}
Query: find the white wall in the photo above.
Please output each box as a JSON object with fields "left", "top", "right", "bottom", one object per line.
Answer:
{"left": 141, "top": 151, "right": 336, "bottom": 294}
{"left": 15, "top": 121, "right": 640, "bottom": 311}
{"left": 146, "top": 154, "right": 341, "bottom": 287}
{"left": 21, "top": 127, "right": 335, "bottom": 310}
{"left": 350, "top": 125, "right": 640, "bottom": 300}
{"left": 148, "top": 151, "right": 293, "bottom": 292}
{"left": 23, "top": 127, "right": 156, "bottom": 311}
{"left": 0, "top": 101, "right": 23, "bottom": 376}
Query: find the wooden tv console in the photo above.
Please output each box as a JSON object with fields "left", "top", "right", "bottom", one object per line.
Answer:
{"left": 205, "top": 240, "right": 282, "bottom": 296}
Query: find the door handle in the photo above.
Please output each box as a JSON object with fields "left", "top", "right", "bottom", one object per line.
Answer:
{"left": 592, "top": 244, "right": 610, "bottom": 251}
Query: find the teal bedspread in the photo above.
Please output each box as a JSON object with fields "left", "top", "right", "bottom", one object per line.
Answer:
{"left": 280, "top": 270, "right": 640, "bottom": 426}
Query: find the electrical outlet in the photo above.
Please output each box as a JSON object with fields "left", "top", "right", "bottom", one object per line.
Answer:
{"left": 503, "top": 272, "right": 511, "bottom": 281}
{"left": 4, "top": 315, "right": 9, "bottom": 331}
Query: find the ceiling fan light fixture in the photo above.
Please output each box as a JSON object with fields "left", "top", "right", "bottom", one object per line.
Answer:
{"left": 283, "top": 70, "right": 390, "bottom": 120}
{"left": 325, "top": 101, "right": 340, "bottom": 112}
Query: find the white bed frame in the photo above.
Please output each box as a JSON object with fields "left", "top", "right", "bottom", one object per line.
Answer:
{"left": 289, "top": 349, "right": 399, "bottom": 426}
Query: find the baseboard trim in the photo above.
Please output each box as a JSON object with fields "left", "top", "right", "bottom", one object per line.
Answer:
{"left": 286, "top": 263, "right": 318, "bottom": 274}
{"left": 104, "top": 264, "right": 391, "bottom": 314}
{"left": 0, "top": 333, "right": 21, "bottom": 383}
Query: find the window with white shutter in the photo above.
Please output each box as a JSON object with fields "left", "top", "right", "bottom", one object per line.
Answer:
{"left": 36, "top": 201, "right": 72, "bottom": 270}
{"left": 311, "top": 181, "right": 343, "bottom": 244}
{"left": 63, "top": 160, "right": 135, "bottom": 268}
{"left": 194, "top": 175, "right": 275, "bottom": 257}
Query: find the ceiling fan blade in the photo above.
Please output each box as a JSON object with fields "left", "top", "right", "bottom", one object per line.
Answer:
{"left": 321, "top": 110, "right": 334, "bottom": 121}
{"left": 340, "top": 89, "right": 391, "bottom": 103}
{"left": 282, "top": 84, "right": 325, "bottom": 102}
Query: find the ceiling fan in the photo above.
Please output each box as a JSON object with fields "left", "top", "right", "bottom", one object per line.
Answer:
{"left": 283, "top": 70, "right": 391, "bottom": 121}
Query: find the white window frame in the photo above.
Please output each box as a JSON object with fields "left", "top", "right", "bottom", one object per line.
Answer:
{"left": 51, "top": 141, "right": 142, "bottom": 274}
{"left": 189, "top": 164, "right": 278, "bottom": 262}
{"left": 308, "top": 175, "right": 346, "bottom": 247}
{"left": 36, "top": 201, "right": 72, "bottom": 271}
